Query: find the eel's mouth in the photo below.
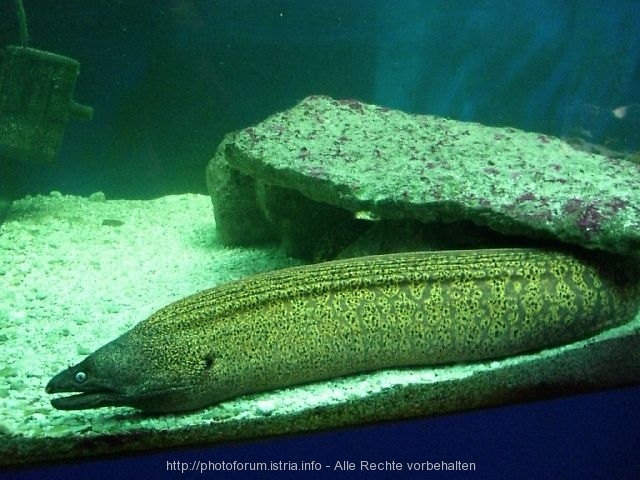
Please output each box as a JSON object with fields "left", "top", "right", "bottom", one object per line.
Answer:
{"left": 47, "top": 390, "right": 121, "bottom": 410}
{"left": 45, "top": 367, "right": 124, "bottom": 410}
{"left": 46, "top": 367, "right": 195, "bottom": 413}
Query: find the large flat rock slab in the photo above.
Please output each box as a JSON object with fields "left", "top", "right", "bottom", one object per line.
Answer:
{"left": 221, "top": 95, "right": 640, "bottom": 256}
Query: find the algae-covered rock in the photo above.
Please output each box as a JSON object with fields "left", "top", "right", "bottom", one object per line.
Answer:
{"left": 207, "top": 95, "right": 640, "bottom": 257}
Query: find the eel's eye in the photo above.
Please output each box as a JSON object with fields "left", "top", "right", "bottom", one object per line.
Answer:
{"left": 75, "top": 371, "right": 87, "bottom": 383}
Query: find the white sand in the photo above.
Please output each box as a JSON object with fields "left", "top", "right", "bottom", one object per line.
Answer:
{"left": 0, "top": 192, "right": 301, "bottom": 436}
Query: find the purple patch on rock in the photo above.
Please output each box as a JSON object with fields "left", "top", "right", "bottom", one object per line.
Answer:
{"left": 563, "top": 198, "right": 583, "bottom": 214}
{"left": 577, "top": 204, "right": 602, "bottom": 236}
{"left": 517, "top": 192, "right": 536, "bottom": 202}
{"left": 305, "top": 165, "right": 326, "bottom": 179}
{"left": 336, "top": 99, "right": 365, "bottom": 112}
{"left": 608, "top": 197, "right": 628, "bottom": 213}
{"left": 538, "top": 196, "right": 550, "bottom": 206}
{"left": 245, "top": 127, "right": 257, "bottom": 141}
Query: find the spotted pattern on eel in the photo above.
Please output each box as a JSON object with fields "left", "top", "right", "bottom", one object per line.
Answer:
{"left": 46, "top": 248, "right": 640, "bottom": 413}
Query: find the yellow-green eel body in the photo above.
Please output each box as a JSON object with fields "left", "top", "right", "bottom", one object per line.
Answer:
{"left": 46, "top": 248, "right": 640, "bottom": 413}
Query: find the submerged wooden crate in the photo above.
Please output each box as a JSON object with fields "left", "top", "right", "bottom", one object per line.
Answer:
{"left": 0, "top": 46, "right": 92, "bottom": 164}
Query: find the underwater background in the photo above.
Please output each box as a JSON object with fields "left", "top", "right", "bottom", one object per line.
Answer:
{"left": 1, "top": 0, "right": 639, "bottom": 199}
{"left": 2, "top": 0, "right": 640, "bottom": 478}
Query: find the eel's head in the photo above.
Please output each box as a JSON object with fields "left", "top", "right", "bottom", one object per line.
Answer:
{"left": 45, "top": 330, "right": 220, "bottom": 413}
{"left": 45, "top": 333, "right": 152, "bottom": 411}
{"left": 46, "top": 355, "right": 123, "bottom": 410}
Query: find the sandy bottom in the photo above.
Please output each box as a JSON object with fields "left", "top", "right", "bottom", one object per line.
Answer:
{"left": 0, "top": 192, "right": 301, "bottom": 437}
{"left": 2, "top": 191, "right": 638, "bottom": 468}
{"left": 1, "top": 192, "right": 457, "bottom": 452}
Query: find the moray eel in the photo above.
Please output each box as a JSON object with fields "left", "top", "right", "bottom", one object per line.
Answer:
{"left": 46, "top": 248, "right": 640, "bottom": 413}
